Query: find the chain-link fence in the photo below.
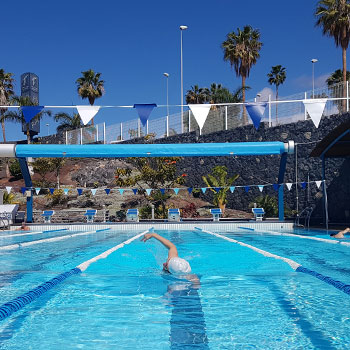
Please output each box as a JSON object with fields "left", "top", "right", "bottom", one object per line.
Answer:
{"left": 66, "top": 81, "right": 349, "bottom": 144}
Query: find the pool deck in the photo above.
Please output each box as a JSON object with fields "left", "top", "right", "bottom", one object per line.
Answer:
{"left": 9, "top": 221, "right": 294, "bottom": 232}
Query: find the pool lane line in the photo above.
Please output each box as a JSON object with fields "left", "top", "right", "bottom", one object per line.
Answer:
{"left": 0, "top": 228, "right": 151, "bottom": 321}
{"left": 0, "top": 228, "right": 112, "bottom": 251}
{"left": 196, "top": 228, "right": 350, "bottom": 296}
{"left": 238, "top": 226, "right": 350, "bottom": 246}
{"left": 0, "top": 228, "right": 68, "bottom": 239}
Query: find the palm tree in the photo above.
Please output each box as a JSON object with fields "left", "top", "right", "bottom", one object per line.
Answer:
{"left": 76, "top": 69, "right": 105, "bottom": 125}
{"left": 54, "top": 112, "right": 84, "bottom": 132}
{"left": 0, "top": 69, "right": 15, "bottom": 143}
{"left": 326, "top": 68, "right": 350, "bottom": 85}
{"left": 185, "top": 85, "right": 210, "bottom": 104}
{"left": 3, "top": 96, "right": 51, "bottom": 144}
{"left": 267, "top": 65, "right": 286, "bottom": 124}
{"left": 315, "top": 0, "right": 350, "bottom": 111}
{"left": 222, "top": 25, "right": 263, "bottom": 124}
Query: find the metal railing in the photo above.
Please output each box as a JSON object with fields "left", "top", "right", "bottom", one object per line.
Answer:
{"left": 65, "top": 81, "right": 349, "bottom": 145}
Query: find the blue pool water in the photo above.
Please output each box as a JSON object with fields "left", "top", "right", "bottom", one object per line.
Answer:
{"left": 0, "top": 227, "right": 349, "bottom": 349}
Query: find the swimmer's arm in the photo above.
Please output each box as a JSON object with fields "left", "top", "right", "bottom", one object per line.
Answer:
{"left": 142, "top": 233, "right": 178, "bottom": 259}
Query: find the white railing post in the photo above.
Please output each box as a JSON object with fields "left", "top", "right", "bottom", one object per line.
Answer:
{"left": 138, "top": 119, "right": 141, "bottom": 138}
{"left": 96, "top": 124, "right": 99, "bottom": 142}
{"left": 80, "top": 128, "right": 83, "bottom": 145}
{"left": 120, "top": 123, "right": 123, "bottom": 140}
{"left": 347, "top": 81, "right": 349, "bottom": 112}
{"left": 225, "top": 106, "right": 228, "bottom": 130}
{"left": 103, "top": 122, "right": 106, "bottom": 144}
{"left": 181, "top": 112, "right": 184, "bottom": 134}
{"left": 65, "top": 131, "right": 68, "bottom": 145}
{"left": 268, "top": 95, "right": 272, "bottom": 127}
{"left": 146, "top": 120, "right": 149, "bottom": 135}
{"left": 166, "top": 116, "right": 169, "bottom": 137}
{"left": 188, "top": 110, "right": 191, "bottom": 132}
{"left": 304, "top": 92, "right": 307, "bottom": 120}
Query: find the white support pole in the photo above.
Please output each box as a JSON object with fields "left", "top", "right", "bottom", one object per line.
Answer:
{"left": 347, "top": 81, "right": 349, "bottom": 112}
{"left": 103, "top": 122, "right": 106, "bottom": 144}
{"left": 120, "top": 123, "right": 123, "bottom": 141}
{"left": 268, "top": 95, "right": 272, "bottom": 127}
{"left": 96, "top": 124, "right": 99, "bottom": 142}
{"left": 146, "top": 120, "right": 149, "bottom": 135}
{"left": 80, "top": 128, "right": 83, "bottom": 145}
{"left": 138, "top": 119, "right": 141, "bottom": 138}
{"left": 304, "top": 92, "right": 307, "bottom": 120}
{"left": 166, "top": 116, "right": 169, "bottom": 137}
{"left": 225, "top": 106, "right": 228, "bottom": 130}
{"left": 188, "top": 110, "right": 191, "bottom": 132}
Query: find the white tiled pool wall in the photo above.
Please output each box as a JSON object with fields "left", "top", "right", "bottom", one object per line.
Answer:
{"left": 12, "top": 221, "right": 294, "bottom": 232}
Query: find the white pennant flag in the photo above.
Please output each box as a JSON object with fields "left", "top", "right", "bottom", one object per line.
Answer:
{"left": 286, "top": 183, "right": 293, "bottom": 191}
{"left": 188, "top": 104, "right": 212, "bottom": 132}
{"left": 258, "top": 185, "right": 264, "bottom": 192}
{"left": 6, "top": 186, "right": 12, "bottom": 194}
{"left": 35, "top": 187, "right": 40, "bottom": 195}
{"left": 91, "top": 189, "right": 97, "bottom": 196}
{"left": 315, "top": 180, "right": 322, "bottom": 189}
{"left": 146, "top": 189, "right": 152, "bottom": 195}
{"left": 76, "top": 106, "right": 101, "bottom": 125}
{"left": 303, "top": 99, "right": 327, "bottom": 128}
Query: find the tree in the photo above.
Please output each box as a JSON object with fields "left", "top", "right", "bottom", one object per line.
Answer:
{"left": 3, "top": 96, "right": 51, "bottom": 144}
{"left": 9, "top": 159, "right": 22, "bottom": 179}
{"left": 222, "top": 25, "right": 263, "bottom": 124}
{"left": 185, "top": 85, "right": 210, "bottom": 104}
{"left": 267, "top": 65, "right": 286, "bottom": 124}
{"left": 250, "top": 195, "right": 278, "bottom": 217}
{"left": 315, "top": 0, "right": 350, "bottom": 111}
{"left": 202, "top": 166, "right": 239, "bottom": 213}
{"left": 32, "top": 158, "right": 54, "bottom": 188}
{"left": 54, "top": 112, "right": 84, "bottom": 133}
{"left": 76, "top": 69, "right": 105, "bottom": 125}
{"left": 0, "top": 69, "right": 15, "bottom": 143}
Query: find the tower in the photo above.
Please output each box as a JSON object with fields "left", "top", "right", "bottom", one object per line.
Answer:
{"left": 21, "top": 73, "right": 40, "bottom": 136}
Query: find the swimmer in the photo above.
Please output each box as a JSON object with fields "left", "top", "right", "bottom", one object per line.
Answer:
{"left": 330, "top": 227, "right": 350, "bottom": 239}
{"left": 141, "top": 233, "right": 191, "bottom": 274}
{"left": 16, "top": 222, "right": 30, "bottom": 231}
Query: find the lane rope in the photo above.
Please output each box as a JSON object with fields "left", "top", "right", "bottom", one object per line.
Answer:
{"left": 195, "top": 227, "right": 350, "bottom": 296}
{"left": 0, "top": 229, "right": 68, "bottom": 239}
{"left": 0, "top": 228, "right": 151, "bottom": 321}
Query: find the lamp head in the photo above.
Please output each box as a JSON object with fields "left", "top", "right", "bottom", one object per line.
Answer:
{"left": 311, "top": 59, "right": 318, "bottom": 63}
{"left": 180, "top": 25, "right": 188, "bottom": 30}
{"left": 163, "top": 73, "right": 169, "bottom": 77}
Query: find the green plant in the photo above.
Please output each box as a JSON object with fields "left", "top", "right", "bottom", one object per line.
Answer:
{"left": 46, "top": 189, "right": 68, "bottom": 206}
{"left": 9, "top": 159, "right": 22, "bottom": 179}
{"left": 3, "top": 191, "right": 16, "bottom": 204}
{"left": 202, "top": 166, "right": 239, "bottom": 213}
{"left": 250, "top": 195, "right": 278, "bottom": 217}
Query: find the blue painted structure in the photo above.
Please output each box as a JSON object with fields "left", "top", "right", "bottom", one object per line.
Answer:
{"left": 11, "top": 142, "right": 293, "bottom": 223}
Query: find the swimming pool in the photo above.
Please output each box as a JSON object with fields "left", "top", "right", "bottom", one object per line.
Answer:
{"left": 0, "top": 226, "right": 349, "bottom": 349}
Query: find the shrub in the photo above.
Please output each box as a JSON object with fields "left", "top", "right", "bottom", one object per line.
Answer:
{"left": 182, "top": 203, "right": 199, "bottom": 218}
{"left": 9, "top": 160, "right": 22, "bottom": 179}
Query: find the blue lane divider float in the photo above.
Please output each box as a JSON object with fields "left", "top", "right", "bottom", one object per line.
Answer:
{"left": 0, "top": 228, "right": 151, "bottom": 322}
{"left": 0, "top": 268, "right": 81, "bottom": 321}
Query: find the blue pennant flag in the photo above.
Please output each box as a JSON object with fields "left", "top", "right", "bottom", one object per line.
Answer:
{"left": 105, "top": 188, "right": 111, "bottom": 195}
{"left": 214, "top": 187, "right": 221, "bottom": 193}
{"left": 63, "top": 188, "right": 69, "bottom": 195}
{"left": 245, "top": 103, "right": 267, "bottom": 130}
{"left": 132, "top": 188, "right": 138, "bottom": 195}
{"left": 35, "top": 187, "right": 41, "bottom": 195}
{"left": 201, "top": 188, "right": 207, "bottom": 194}
{"left": 133, "top": 103, "right": 157, "bottom": 127}
{"left": 273, "top": 184, "right": 279, "bottom": 191}
{"left": 301, "top": 182, "right": 307, "bottom": 189}
{"left": 91, "top": 189, "right": 97, "bottom": 196}
{"left": 77, "top": 188, "right": 83, "bottom": 196}
{"left": 160, "top": 188, "right": 165, "bottom": 195}
{"left": 230, "top": 186, "right": 235, "bottom": 193}
{"left": 119, "top": 189, "right": 124, "bottom": 195}
{"left": 20, "top": 187, "right": 26, "bottom": 194}
{"left": 187, "top": 187, "right": 193, "bottom": 194}
{"left": 49, "top": 188, "right": 55, "bottom": 195}
{"left": 245, "top": 186, "right": 250, "bottom": 193}
{"left": 173, "top": 188, "right": 179, "bottom": 195}
{"left": 146, "top": 189, "right": 152, "bottom": 195}
{"left": 21, "top": 106, "right": 44, "bottom": 123}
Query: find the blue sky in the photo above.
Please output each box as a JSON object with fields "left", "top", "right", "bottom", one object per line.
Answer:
{"left": 1, "top": 0, "right": 344, "bottom": 140}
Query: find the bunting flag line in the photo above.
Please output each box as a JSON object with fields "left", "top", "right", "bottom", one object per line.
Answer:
{"left": 214, "top": 187, "right": 221, "bottom": 193}
{"left": 21, "top": 106, "right": 44, "bottom": 123}
{"left": 230, "top": 186, "right": 235, "bottom": 193}
{"left": 245, "top": 103, "right": 267, "bottom": 130}
{"left": 119, "top": 189, "right": 124, "bottom": 195}
{"left": 146, "top": 189, "right": 152, "bottom": 196}
{"left": 6, "top": 186, "right": 12, "bottom": 194}
{"left": 301, "top": 182, "right": 307, "bottom": 189}
{"left": 258, "top": 185, "right": 264, "bottom": 192}
{"left": 286, "top": 183, "right": 293, "bottom": 191}
{"left": 315, "top": 180, "right": 322, "bottom": 189}
{"left": 244, "top": 186, "right": 250, "bottom": 193}
{"left": 173, "top": 188, "right": 179, "bottom": 195}
{"left": 21, "top": 187, "right": 26, "bottom": 194}
{"left": 160, "top": 189, "right": 165, "bottom": 195}
{"left": 133, "top": 104, "right": 157, "bottom": 127}
{"left": 91, "top": 189, "right": 97, "bottom": 196}
{"left": 35, "top": 188, "right": 40, "bottom": 195}
{"left": 76, "top": 106, "right": 101, "bottom": 125}
{"left": 132, "top": 189, "right": 138, "bottom": 195}
{"left": 188, "top": 104, "right": 212, "bottom": 133}
{"left": 303, "top": 98, "right": 327, "bottom": 128}
{"left": 77, "top": 188, "right": 83, "bottom": 196}
{"left": 273, "top": 184, "right": 279, "bottom": 191}
{"left": 49, "top": 188, "right": 55, "bottom": 195}
{"left": 187, "top": 188, "right": 193, "bottom": 194}
{"left": 105, "top": 188, "right": 111, "bottom": 195}
{"left": 201, "top": 188, "right": 207, "bottom": 194}
{"left": 63, "top": 189, "right": 69, "bottom": 195}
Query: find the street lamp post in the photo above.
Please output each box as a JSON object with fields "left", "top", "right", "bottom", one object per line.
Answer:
{"left": 46, "top": 123, "right": 50, "bottom": 136}
{"left": 163, "top": 73, "right": 169, "bottom": 137}
{"left": 180, "top": 25, "right": 188, "bottom": 134}
{"left": 311, "top": 58, "right": 318, "bottom": 98}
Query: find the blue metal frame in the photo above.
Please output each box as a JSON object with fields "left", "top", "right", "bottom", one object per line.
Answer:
{"left": 18, "top": 158, "right": 33, "bottom": 223}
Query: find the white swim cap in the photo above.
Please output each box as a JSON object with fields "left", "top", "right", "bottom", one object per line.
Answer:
{"left": 168, "top": 257, "right": 191, "bottom": 274}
